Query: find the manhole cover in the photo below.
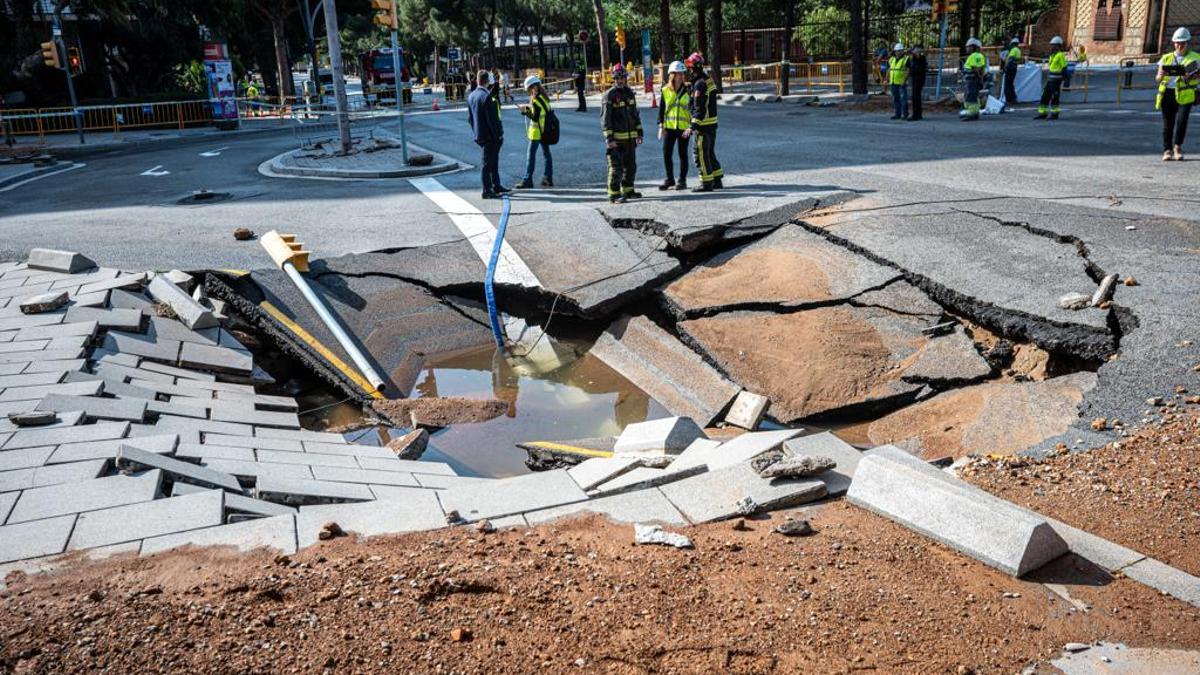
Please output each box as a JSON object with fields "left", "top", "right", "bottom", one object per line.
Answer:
{"left": 176, "top": 189, "right": 233, "bottom": 205}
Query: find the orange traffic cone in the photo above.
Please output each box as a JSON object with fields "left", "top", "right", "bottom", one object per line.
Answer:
{"left": 432, "top": 98, "right": 440, "bottom": 111}
{"left": 651, "top": 92, "right": 657, "bottom": 108}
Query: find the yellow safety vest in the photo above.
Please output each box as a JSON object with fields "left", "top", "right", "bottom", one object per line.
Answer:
{"left": 1157, "top": 50, "right": 1200, "bottom": 108}
{"left": 964, "top": 51, "right": 986, "bottom": 74}
{"left": 888, "top": 55, "right": 910, "bottom": 85}
{"left": 661, "top": 85, "right": 690, "bottom": 131}
{"left": 526, "top": 95, "right": 549, "bottom": 140}
{"left": 1047, "top": 51, "right": 1068, "bottom": 78}
{"left": 1007, "top": 47, "right": 1022, "bottom": 62}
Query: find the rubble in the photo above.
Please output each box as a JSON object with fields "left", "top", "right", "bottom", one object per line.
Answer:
{"left": 612, "top": 416, "right": 705, "bottom": 456}
{"left": 386, "top": 428, "right": 429, "bottom": 460}
{"left": 633, "top": 523, "right": 693, "bottom": 549}
{"left": 757, "top": 455, "right": 837, "bottom": 479}
{"left": 724, "top": 391, "right": 769, "bottom": 430}
{"left": 773, "top": 518, "right": 814, "bottom": 536}
{"left": 18, "top": 291, "right": 68, "bottom": 314}
{"left": 1058, "top": 292, "right": 1091, "bottom": 310}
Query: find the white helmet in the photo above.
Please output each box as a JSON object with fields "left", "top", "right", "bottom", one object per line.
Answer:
{"left": 668, "top": 60, "right": 686, "bottom": 74}
{"left": 893, "top": 42, "right": 904, "bottom": 51}
{"left": 1050, "top": 36, "right": 1064, "bottom": 46}
{"left": 966, "top": 37, "right": 982, "bottom": 48}
{"left": 1173, "top": 27, "right": 1192, "bottom": 42}
{"left": 1010, "top": 37, "right": 1020, "bottom": 45}
{"left": 523, "top": 75, "right": 541, "bottom": 89}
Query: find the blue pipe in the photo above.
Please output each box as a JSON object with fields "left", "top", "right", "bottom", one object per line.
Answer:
{"left": 484, "top": 194, "right": 511, "bottom": 347}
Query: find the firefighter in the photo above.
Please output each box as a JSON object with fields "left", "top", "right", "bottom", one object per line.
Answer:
{"left": 517, "top": 75, "right": 553, "bottom": 188}
{"left": 686, "top": 52, "right": 723, "bottom": 192}
{"left": 961, "top": 38, "right": 985, "bottom": 121}
{"left": 909, "top": 44, "right": 928, "bottom": 121}
{"left": 1035, "top": 36, "right": 1068, "bottom": 120}
{"left": 1002, "top": 37, "right": 1022, "bottom": 109}
{"left": 601, "top": 63, "right": 643, "bottom": 204}
{"left": 574, "top": 63, "right": 588, "bottom": 111}
{"left": 888, "top": 43, "right": 910, "bottom": 120}
{"left": 1156, "top": 27, "right": 1199, "bottom": 161}
{"left": 657, "top": 60, "right": 690, "bottom": 190}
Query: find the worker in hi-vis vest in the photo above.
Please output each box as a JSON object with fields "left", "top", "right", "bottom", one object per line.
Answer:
{"left": 1156, "top": 27, "right": 1199, "bottom": 161}
{"left": 1035, "top": 36, "right": 1067, "bottom": 120}
{"left": 657, "top": 60, "right": 691, "bottom": 190}
{"left": 888, "top": 43, "right": 911, "bottom": 120}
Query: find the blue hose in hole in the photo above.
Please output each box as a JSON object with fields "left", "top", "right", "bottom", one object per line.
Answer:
{"left": 484, "top": 194, "right": 511, "bottom": 347}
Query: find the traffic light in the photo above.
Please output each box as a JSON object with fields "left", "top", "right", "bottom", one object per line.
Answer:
{"left": 945, "top": 0, "right": 959, "bottom": 11}
{"left": 370, "top": 0, "right": 397, "bottom": 29}
{"left": 67, "top": 46, "right": 83, "bottom": 75}
{"left": 931, "top": 0, "right": 941, "bottom": 20}
{"left": 615, "top": 26, "right": 626, "bottom": 50}
{"left": 41, "top": 40, "right": 61, "bottom": 69}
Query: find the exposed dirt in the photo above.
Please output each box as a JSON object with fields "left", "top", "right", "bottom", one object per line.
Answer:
{"left": 965, "top": 410, "right": 1200, "bottom": 577}
{"left": 838, "top": 93, "right": 963, "bottom": 113}
{"left": 370, "top": 397, "right": 511, "bottom": 429}
{"left": 4, "top": 504, "right": 1200, "bottom": 674}
{"left": 665, "top": 248, "right": 833, "bottom": 310}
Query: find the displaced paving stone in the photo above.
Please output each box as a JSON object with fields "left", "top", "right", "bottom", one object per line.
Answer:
{"left": 44, "top": 434, "right": 178, "bottom": 466}
{"left": 0, "top": 380, "right": 102, "bottom": 403}
{"left": 256, "top": 427, "right": 347, "bottom": 443}
{"left": 65, "top": 306, "right": 144, "bottom": 331}
{"left": 613, "top": 416, "right": 705, "bottom": 456}
{"left": 179, "top": 342, "right": 253, "bottom": 374}
{"left": 408, "top": 474, "right": 493, "bottom": 489}
{"left": 102, "top": 331, "right": 180, "bottom": 363}
{"left": 255, "top": 475, "right": 374, "bottom": 505}
{"left": 0, "top": 514, "right": 77, "bottom": 563}
{"left": 147, "top": 274, "right": 218, "bottom": 330}
{"left": 203, "top": 433, "right": 302, "bottom": 452}
{"left": 567, "top": 456, "right": 642, "bottom": 491}
{"left": 781, "top": 432, "right": 862, "bottom": 496}
{"left": 353, "top": 456, "right": 456, "bottom": 475}
{"left": 1058, "top": 293, "right": 1091, "bottom": 310}
{"left": 300, "top": 442, "right": 396, "bottom": 460}
{"left": 1, "top": 420, "right": 129, "bottom": 450}
{"left": 659, "top": 462, "right": 827, "bottom": 523}
{"left": 295, "top": 495, "right": 446, "bottom": 548}
{"left": 725, "top": 391, "right": 769, "bottom": 430}
{"left": 26, "top": 248, "right": 95, "bottom": 274}
{"left": 5, "top": 410, "right": 57, "bottom": 427}
{"left": 386, "top": 428, "right": 429, "bottom": 460}
{"left": 199, "top": 458, "right": 313, "bottom": 481}
{"left": 0, "top": 460, "right": 107, "bottom": 493}
{"left": 15, "top": 321, "right": 98, "bottom": 343}
{"left": 633, "top": 523, "right": 694, "bottom": 548}
{"left": 526, "top": 488, "right": 688, "bottom": 526}
{"left": 678, "top": 429, "right": 802, "bottom": 473}
{"left": 142, "top": 513, "right": 298, "bottom": 555}
{"left": 117, "top": 444, "right": 243, "bottom": 493}
{"left": 1051, "top": 642, "right": 1200, "bottom": 674}
{"left": 846, "top": 446, "right": 1068, "bottom": 577}
{"left": 439, "top": 469, "right": 588, "bottom": 522}
{"left": 757, "top": 455, "right": 837, "bottom": 479}
{"left": 1121, "top": 558, "right": 1200, "bottom": 608}
{"left": 7, "top": 471, "right": 162, "bottom": 524}
{"left": 589, "top": 315, "right": 740, "bottom": 427}
{"left": 68, "top": 490, "right": 224, "bottom": 551}
{"left": 310, "top": 466, "right": 420, "bottom": 487}
{"left": 37, "top": 393, "right": 147, "bottom": 422}
{"left": 76, "top": 272, "right": 147, "bottom": 297}
{"left": 19, "top": 291, "right": 68, "bottom": 314}
{"left": 257, "top": 449, "right": 358, "bottom": 468}
{"left": 209, "top": 403, "right": 298, "bottom": 429}
{"left": 171, "top": 481, "right": 297, "bottom": 516}
{"left": 175, "top": 442, "right": 256, "bottom": 463}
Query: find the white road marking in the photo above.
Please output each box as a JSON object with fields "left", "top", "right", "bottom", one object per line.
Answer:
{"left": 140, "top": 165, "right": 170, "bottom": 176}
{"left": 407, "top": 176, "right": 541, "bottom": 288}
{"left": 199, "top": 146, "right": 230, "bottom": 157}
{"left": 0, "top": 162, "right": 86, "bottom": 193}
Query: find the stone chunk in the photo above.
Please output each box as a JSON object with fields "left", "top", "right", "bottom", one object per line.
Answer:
{"left": 567, "top": 456, "right": 642, "bottom": 491}
{"left": 757, "top": 455, "right": 836, "bottom": 479}
{"left": 68, "top": 490, "right": 224, "bottom": 550}
{"left": 179, "top": 342, "right": 252, "bottom": 374}
{"left": 672, "top": 429, "right": 802, "bottom": 472}
{"left": 725, "top": 391, "right": 770, "bottom": 430}
{"left": 387, "top": 429, "right": 429, "bottom": 460}
{"left": 0, "top": 515, "right": 77, "bottom": 563}
{"left": 1059, "top": 293, "right": 1091, "bottom": 310}
{"left": 19, "top": 291, "right": 68, "bottom": 314}
{"left": 38, "top": 393, "right": 147, "bottom": 422}
{"left": 6, "top": 410, "right": 57, "bottom": 427}
{"left": 781, "top": 432, "right": 862, "bottom": 496}
{"left": 27, "top": 248, "right": 95, "bottom": 274}
{"left": 142, "top": 514, "right": 297, "bottom": 555}
{"left": 295, "top": 495, "right": 445, "bottom": 548}
{"left": 633, "top": 524, "right": 693, "bottom": 548}
{"left": 7, "top": 471, "right": 162, "bottom": 524}
{"left": 439, "top": 470, "right": 588, "bottom": 522}
{"left": 846, "top": 446, "right": 1068, "bottom": 577}
{"left": 116, "top": 444, "right": 243, "bottom": 493}
{"left": 659, "top": 462, "right": 827, "bottom": 523}
{"left": 613, "top": 417, "right": 705, "bottom": 456}
{"left": 255, "top": 475, "right": 374, "bottom": 505}
{"left": 65, "top": 307, "right": 144, "bottom": 331}
{"left": 147, "top": 274, "right": 218, "bottom": 330}
{"left": 589, "top": 463, "right": 707, "bottom": 496}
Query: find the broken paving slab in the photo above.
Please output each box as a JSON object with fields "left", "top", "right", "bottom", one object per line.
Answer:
{"left": 439, "top": 469, "right": 588, "bottom": 522}
{"left": 856, "top": 372, "right": 1098, "bottom": 459}
{"left": 101, "top": 331, "right": 181, "bottom": 363}
{"left": 117, "top": 445, "right": 243, "bottom": 493}
{"left": 0, "top": 460, "right": 108, "bottom": 493}
{"left": 142, "top": 514, "right": 298, "bottom": 555}
{"left": 588, "top": 463, "right": 708, "bottom": 497}
{"left": 612, "top": 416, "right": 705, "bottom": 456}
{"left": 590, "top": 316, "right": 740, "bottom": 427}
{"left": 295, "top": 494, "right": 446, "bottom": 548}
{"left": 6, "top": 470, "right": 162, "bottom": 524}
{"left": 146, "top": 274, "right": 219, "bottom": 330}
{"left": 661, "top": 224, "right": 900, "bottom": 319}
{"left": 525, "top": 488, "right": 688, "bottom": 526}
{"left": 781, "top": 432, "right": 862, "bottom": 496}
{"left": 1, "top": 420, "right": 129, "bottom": 450}
{"left": 672, "top": 429, "right": 802, "bottom": 472}
{"left": 199, "top": 458, "right": 313, "bottom": 482}
{"left": 567, "top": 456, "right": 642, "bottom": 491}
{"left": 172, "top": 481, "right": 297, "bottom": 517}
{"left": 255, "top": 475, "right": 374, "bottom": 505}
{"left": 658, "top": 461, "right": 827, "bottom": 523}
{"left": 37, "top": 393, "right": 147, "bottom": 422}
{"left": 846, "top": 445, "right": 1068, "bottom": 577}
{"left": 678, "top": 305, "right": 984, "bottom": 423}
{"left": 67, "top": 490, "right": 225, "bottom": 551}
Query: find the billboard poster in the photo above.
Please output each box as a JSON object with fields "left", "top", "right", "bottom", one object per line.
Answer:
{"left": 641, "top": 29, "right": 652, "bottom": 92}
{"left": 203, "top": 42, "right": 238, "bottom": 123}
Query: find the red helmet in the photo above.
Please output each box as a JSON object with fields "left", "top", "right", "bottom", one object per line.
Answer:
{"left": 610, "top": 63, "right": 627, "bottom": 77}
{"left": 685, "top": 52, "right": 705, "bottom": 67}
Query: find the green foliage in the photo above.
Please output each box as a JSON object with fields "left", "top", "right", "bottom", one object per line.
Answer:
{"left": 794, "top": 5, "right": 850, "bottom": 55}
{"left": 175, "top": 59, "right": 208, "bottom": 95}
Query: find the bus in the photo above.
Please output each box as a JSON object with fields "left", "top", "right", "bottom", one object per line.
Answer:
{"left": 361, "top": 47, "right": 411, "bottom": 103}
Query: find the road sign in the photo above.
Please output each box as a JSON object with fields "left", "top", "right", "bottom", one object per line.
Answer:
{"left": 447, "top": 47, "right": 461, "bottom": 61}
{"left": 578, "top": 30, "right": 589, "bottom": 43}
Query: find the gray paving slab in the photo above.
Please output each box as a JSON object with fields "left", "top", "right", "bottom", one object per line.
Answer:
{"left": 0, "top": 514, "right": 77, "bottom": 563}
{"left": 179, "top": 342, "right": 252, "bottom": 374}
{"left": 1, "top": 420, "right": 129, "bottom": 450}
{"left": 525, "top": 488, "right": 688, "bottom": 526}
{"left": 0, "top": 459, "right": 107, "bottom": 492}
{"left": 76, "top": 272, "right": 147, "bottom": 296}
{"left": 439, "top": 469, "right": 588, "bottom": 522}
{"left": 0, "top": 370, "right": 66, "bottom": 390}
{"left": 142, "top": 514, "right": 297, "bottom": 555}
{"left": 147, "top": 274, "right": 219, "bottom": 330}
{"left": 21, "top": 359, "right": 85, "bottom": 374}
{"left": 0, "top": 380, "right": 103, "bottom": 402}
{"left": 0, "top": 338, "right": 49, "bottom": 354}
{"left": 138, "top": 360, "right": 217, "bottom": 382}
{"left": 567, "top": 456, "right": 643, "bottom": 491}
{"left": 353, "top": 455, "right": 456, "bottom": 475}
{"left": 310, "top": 466, "right": 420, "bottom": 487}
{"left": 117, "top": 444, "right": 243, "bottom": 493}
{"left": 45, "top": 433, "right": 179, "bottom": 464}
{"left": 147, "top": 316, "right": 218, "bottom": 346}
{"left": 90, "top": 349, "right": 141, "bottom": 367}
{"left": 781, "top": 432, "right": 863, "bottom": 496}
{"left": 7, "top": 470, "right": 163, "bottom": 524}
{"left": 152, "top": 415, "right": 254, "bottom": 438}
{"left": 410, "top": 474, "right": 493, "bottom": 489}
{"left": 64, "top": 371, "right": 155, "bottom": 402}
{"left": 255, "top": 427, "right": 346, "bottom": 443}
{"left": 47, "top": 268, "right": 119, "bottom": 290}
{"left": 300, "top": 441, "right": 395, "bottom": 459}
{"left": 204, "top": 433, "right": 303, "bottom": 452}
{"left": 212, "top": 390, "right": 299, "bottom": 411}
{"left": 200, "top": 458, "right": 313, "bottom": 481}
{"left": 674, "top": 429, "right": 803, "bottom": 472}
{"left": 170, "top": 480, "right": 297, "bottom": 516}
{"left": 659, "top": 462, "right": 827, "bottom": 524}
{"left": 257, "top": 448, "right": 359, "bottom": 468}
{"left": 613, "top": 416, "right": 706, "bottom": 455}
{"left": 295, "top": 494, "right": 445, "bottom": 548}
{"left": 146, "top": 399, "right": 210, "bottom": 419}
{"left": 0, "top": 446, "right": 55, "bottom": 471}
{"left": 70, "top": 291, "right": 111, "bottom": 308}
{"left": 68, "top": 490, "right": 224, "bottom": 550}
{"left": 26, "top": 249, "right": 95, "bottom": 274}
{"left": 588, "top": 463, "right": 708, "bottom": 496}
{"left": 1121, "top": 558, "right": 1200, "bottom": 608}
{"left": 0, "top": 283, "right": 56, "bottom": 303}
{"left": 209, "top": 403, "right": 297, "bottom": 429}
{"left": 846, "top": 446, "right": 1068, "bottom": 577}
{"left": 18, "top": 291, "right": 69, "bottom": 314}
{"left": 101, "top": 331, "right": 180, "bottom": 363}
{"left": 0, "top": 400, "right": 40, "bottom": 416}
{"left": 369, "top": 484, "right": 442, "bottom": 500}
{"left": 65, "top": 306, "right": 144, "bottom": 331}
{"left": 0, "top": 491, "right": 16, "bottom": 523}
{"left": 0, "top": 409, "right": 84, "bottom": 433}
{"left": 590, "top": 315, "right": 740, "bottom": 427}
{"left": 175, "top": 442, "right": 255, "bottom": 462}
{"left": 37, "top": 393, "right": 147, "bottom": 422}
{"left": 255, "top": 475, "right": 375, "bottom": 505}
{"left": 108, "top": 289, "right": 154, "bottom": 313}
{"left": 0, "top": 363, "right": 25, "bottom": 375}
{"left": 0, "top": 348, "right": 85, "bottom": 364}
{"left": 13, "top": 320, "right": 98, "bottom": 342}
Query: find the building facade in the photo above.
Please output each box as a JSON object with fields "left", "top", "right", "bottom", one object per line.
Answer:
{"left": 1065, "top": 0, "right": 1200, "bottom": 62}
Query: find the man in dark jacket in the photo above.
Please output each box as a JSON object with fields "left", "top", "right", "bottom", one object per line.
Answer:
{"left": 686, "top": 52, "right": 722, "bottom": 192}
{"left": 574, "top": 64, "right": 588, "bottom": 112}
{"left": 909, "top": 45, "right": 928, "bottom": 121}
{"left": 600, "top": 63, "right": 643, "bottom": 203}
{"left": 467, "top": 69, "right": 507, "bottom": 199}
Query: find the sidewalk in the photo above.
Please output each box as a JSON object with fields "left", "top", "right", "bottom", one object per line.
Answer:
{"left": 263, "top": 128, "right": 460, "bottom": 179}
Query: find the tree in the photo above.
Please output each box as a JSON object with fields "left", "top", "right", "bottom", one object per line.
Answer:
{"left": 848, "top": 0, "right": 867, "bottom": 94}
{"left": 249, "top": 0, "right": 298, "bottom": 101}
{"left": 658, "top": 0, "right": 671, "bottom": 66}
{"left": 708, "top": 0, "right": 721, "bottom": 92}
{"left": 590, "top": 0, "right": 609, "bottom": 69}
{"left": 780, "top": 0, "right": 794, "bottom": 95}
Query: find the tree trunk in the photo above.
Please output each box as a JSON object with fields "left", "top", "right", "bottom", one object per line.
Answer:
{"left": 959, "top": 0, "right": 973, "bottom": 55}
{"left": 849, "top": 0, "right": 868, "bottom": 94}
{"left": 709, "top": 0, "right": 722, "bottom": 92}
{"left": 270, "top": 14, "right": 295, "bottom": 102}
{"left": 488, "top": 1, "right": 498, "bottom": 69}
{"left": 696, "top": 0, "right": 707, "bottom": 56}
{"left": 659, "top": 0, "right": 672, "bottom": 67}
{"left": 589, "top": 0, "right": 610, "bottom": 70}
{"left": 971, "top": 2, "right": 982, "bottom": 45}
{"left": 537, "top": 23, "right": 547, "bottom": 72}
{"left": 781, "top": 0, "right": 794, "bottom": 96}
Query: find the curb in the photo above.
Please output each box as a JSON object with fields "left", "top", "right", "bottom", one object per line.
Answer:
{"left": 0, "top": 162, "right": 65, "bottom": 190}
{"left": 266, "top": 141, "right": 460, "bottom": 179}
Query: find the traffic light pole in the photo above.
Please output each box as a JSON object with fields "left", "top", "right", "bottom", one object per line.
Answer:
{"left": 50, "top": 15, "right": 84, "bottom": 145}
{"left": 934, "top": 15, "right": 947, "bottom": 99}
{"left": 389, "top": 27, "right": 409, "bottom": 164}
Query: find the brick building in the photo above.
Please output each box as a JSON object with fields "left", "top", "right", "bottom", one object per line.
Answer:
{"left": 1056, "top": 0, "right": 1200, "bottom": 62}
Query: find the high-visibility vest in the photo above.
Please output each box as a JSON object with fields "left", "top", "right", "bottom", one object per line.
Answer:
{"left": 1006, "top": 47, "right": 1022, "bottom": 65}
{"left": 526, "top": 95, "right": 549, "bottom": 140}
{"left": 963, "top": 51, "right": 986, "bottom": 76}
{"left": 661, "top": 85, "right": 690, "bottom": 131}
{"left": 888, "top": 55, "right": 910, "bottom": 85}
{"left": 1047, "top": 51, "right": 1068, "bottom": 79}
{"left": 1157, "top": 50, "right": 1200, "bottom": 108}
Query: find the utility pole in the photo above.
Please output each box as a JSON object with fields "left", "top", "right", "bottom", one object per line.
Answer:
{"left": 372, "top": 0, "right": 409, "bottom": 162}
{"left": 49, "top": 14, "right": 83, "bottom": 144}
{"left": 297, "top": 0, "right": 324, "bottom": 105}
{"left": 322, "top": 0, "right": 352, "bottom": 153}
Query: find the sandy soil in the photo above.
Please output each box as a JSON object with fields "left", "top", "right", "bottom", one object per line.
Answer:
{"left": 370, "top": 397, "right": 511, "bottom": 428}
{"left": 965, "top": 411, "right": 1200, "bottom": 577}
{"left": 666, "top": 248, "right": 832, "bottom": 311}
{"left": 3, "top": 502, "right": 1200, "bottom": 674}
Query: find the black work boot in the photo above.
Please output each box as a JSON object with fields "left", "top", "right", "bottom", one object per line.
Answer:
{"left": 658, "top": 179, "right": 675, "bottom": 191}
{"left": 625, "top": 191, "right": 643, "bottom": 199}
{"left": 541, "top": 177, "right": 554, "bottom": 187}
{"left": 675, "top": 178, "right": 688, "bottom": 190}
{"left": 514, "top": 180, "right": 533, "bottom": 189}
{"left": 713, "top": 178, "right": 724, "bottom": 189}
{"left": 692, "top": 182, "right": 714, "bottom": 193}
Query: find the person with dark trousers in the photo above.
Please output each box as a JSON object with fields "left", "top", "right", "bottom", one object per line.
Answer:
{"left": 1156, "top": 27, "right": 1199, "bottom": 161}
{"left": 467, "top": 70, "right": 508, "bottom": 199}
{"left": 1002, "top": 37, "right": 1022, "bottom": 109}
{"left": 1035, "top": 36, "right": 1067, "bottom": 120}
{"left": 909, "top": 45, "right": 928, "bottom": 121}
{"left": 574, "top": 63, "right": 588, "bottom": 112}
{"left": 686, "top": 52, "right": 723, "bottom": 192}
{"left": 601, "top": 63, "right": 643, "bottom": 203}
{"left": 657, "top": 60, "right": 690, "bottom": 190}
